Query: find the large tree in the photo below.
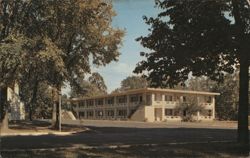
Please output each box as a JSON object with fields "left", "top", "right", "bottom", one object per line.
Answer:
{"left": 20, "top": 81, "right": 54, "bottom": 120}
{"left": 88, "top": 72, "right": 107, "bottom": 94}
{"left": 0, "top": 0, "right": 123, "bottom": 129}
{"left": 112, "top": 76, "right": 149, "bottom": 93}
{"left": 134, "top": 0, "right": 249, "bottom": 146}
{"left": 70, "top": 72, "right": 107, "bottom": 98}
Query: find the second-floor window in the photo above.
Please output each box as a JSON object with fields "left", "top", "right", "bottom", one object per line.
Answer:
{"left": 146, "top": 94, "right": 151, "bottom": 104}
{"left": 206, "top": 96, "right": 212, "bottom": 103}
{"left": 106, "top": 98, "right": 114, "bottom": 105}
{"left": 86, "top": 100, "right": 94, "bottom": 107}
{"left": 165, "top": 95, "right": 173, "bottom": 101}
{"left": 118, "top": 96, "right": 127, "bottom": 103}
{"left": 96, "top": 99, "right": 104, "bottom": 106}
{"left": 130, "top": 95, "right": 139, "bottom": 102}
{"left": 79, "top": 101, "right": 85, "bottom": 108}
{"left": 155, "top": 93, "right": 162, "bottom": 101}
{"left": 182, "top": 96, "right": 187, "bottom": 102}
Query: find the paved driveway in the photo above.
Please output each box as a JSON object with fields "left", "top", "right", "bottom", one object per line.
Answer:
{"left": 0, "top": 120, "right": 242, "bottom": 150}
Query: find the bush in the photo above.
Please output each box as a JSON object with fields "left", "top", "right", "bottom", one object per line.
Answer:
{"left": 175, "top": 102, "right": 206, "bottom": 122}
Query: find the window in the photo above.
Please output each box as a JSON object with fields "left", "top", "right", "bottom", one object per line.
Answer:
{"left": 173, "top": 110, "right": 179, "bottom": 116}
{"left": 107, "top": 110, "right": 114, "bottom": 116}
{"left": 96, "top": 110, "right": 103, "bottom": 117}
{"left": 176, "top": 96, "right": 180, "bottom": 101}
{"left": 130, "top": 95, "right": 139, "bottom": 102}
{"left": 118, "top": 96, "right": 127, "bottom": 103}
{"left": 87, "top": 111, "right": 93, "bottom": 117}
{"left": 72, "top": 103, "right": 77, "bottom": 108}
{"left": 96, "top": 99, "right": 104, "bottom": 106}
{"left": 165, "top": 109, "right": 173, "bottom": 116}
{"left": 208, "top": 110, "right": 212, "bottom": 117}
{"left": 79, "top": 101, "right": 85, "bottom": 108}
{"left": 155, "top": 93, "right": 162, "bottom": 101}
{"left": 182, "top": 96, "right": 187, "bottom": 102}
{"left": 139, "top": 96, "right": 143, "bottom": 102}
{"left": 206, "top": 96, "right": 212, "bottom": 103}
{"left": 165, "top": 95, "right": 173, "bottom": 101}
{"left": 86, "top": 100, "right": 94, "bottom": 107}
{"left": 79, "top": 112, "right": 85, "bottom": 118}
{"left": 118, "top": 110, "right": 127, "bottom": 116}
{"left": 106, "top": 98, "right": 114, "bottom": 105}
{"left": 146, "top": 95, "right": 151, "bottom": 104}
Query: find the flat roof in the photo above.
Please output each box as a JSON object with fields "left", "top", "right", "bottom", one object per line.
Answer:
{"left": 69, "top": 88, "right": 220, "bottom": 102}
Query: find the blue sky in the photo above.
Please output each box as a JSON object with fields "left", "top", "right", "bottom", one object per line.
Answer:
{"left": 93, "top": 0, "right": 159, "bottom": 92}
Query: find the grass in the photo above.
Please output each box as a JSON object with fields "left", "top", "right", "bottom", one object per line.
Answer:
{"left": 1, "top": 142, "right": 249, "bottom": 158}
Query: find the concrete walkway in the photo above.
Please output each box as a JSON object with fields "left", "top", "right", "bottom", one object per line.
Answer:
{"left": 63, "top": 119, "right": 238, "bottom": 129}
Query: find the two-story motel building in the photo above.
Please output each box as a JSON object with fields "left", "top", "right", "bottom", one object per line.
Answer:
{"left": 70, "top": 88, "right": 220, "bottom": 122}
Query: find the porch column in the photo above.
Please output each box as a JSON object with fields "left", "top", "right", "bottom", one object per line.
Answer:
{"left": 142, "top": 92, "right": 146, "bottom": 105}
{"left": 126, "top": 95, "right": 130, "bottom": 117}
{"left": 197, "top": 111, "right": 200, "bottom": 121}
{"left": 212, "top": 97, "right": 215, "bottom": 119}
{"left": 151, "top": 94, "right": 155, "bottom": 104}
{"left": 161, "top": 106, "right": 165, "bottom": 121}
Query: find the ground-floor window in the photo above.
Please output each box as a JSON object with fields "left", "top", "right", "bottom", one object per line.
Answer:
{"left": 208, "top": 110, "right": 212, "bottom": 116}
{"left": 107, "top": 110, "right": 114, "bottom": 117}
{"left": 87, "top": 111, "right": 94, "bottom": 117}
{"left": 96, "top": 110, "right": 103, "bottom": 117}
{"left": 165, "top": 108, "right": 179, "bottom": 116}
{"left": 79, "top": 112, "right": 85, "bottom": 118}
{"left": 165, "top": 109, "right": 173, "bottom": 116}
{"left": 118, "top": 109, "right": 127, "bottom": 116}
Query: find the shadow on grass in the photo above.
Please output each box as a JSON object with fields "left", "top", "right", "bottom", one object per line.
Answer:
{"left": 1, "top": 125, "right": 250, "bottom": 157}
{"left": 8, "top": 120, "right": 51, "bottom": 130}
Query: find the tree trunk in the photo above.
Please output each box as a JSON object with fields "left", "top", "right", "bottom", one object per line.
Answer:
{"left": 51, "top": 88, "right": 57, "bottom": 128}
{"left": 28, "top": 81, "right": 38, "bottom": 121}
{"left": 231, "top": 0, "right": 249, "bottom": 149}
{"left": 51, "top": 85, "right": 61, "bottom": 130}
{"left": 0, "top": 87, "right": 8, "bottom": 131}
{"left": 0, "top": 109, "right": 8, "bottom": 132}
{"left": 28, "top": 105, "right": 33, "bottom": 121}
{"left": 55, "top": 85, "right": 62, "bottom": 131}
{"left": 238, "top": 51, "right": 249, "bottom": 147}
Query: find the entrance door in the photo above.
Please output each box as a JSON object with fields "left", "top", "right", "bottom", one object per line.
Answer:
{"left": 154, "top": 108, "right": 162, "bottom": 121}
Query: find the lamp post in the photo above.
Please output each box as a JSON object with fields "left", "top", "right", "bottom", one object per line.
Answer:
{"left": 58, "top": 90, "right": 62, "bottom": 132}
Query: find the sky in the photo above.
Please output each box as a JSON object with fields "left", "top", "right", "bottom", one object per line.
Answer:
{"left": 62, "top": 0, "right": 160, "bottom": 95}
{"left": 93, "top": 0, "right": 159, "bottom": 92}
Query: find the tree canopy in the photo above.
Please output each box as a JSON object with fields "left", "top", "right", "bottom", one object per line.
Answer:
{"left": 112, "top": 76, "right": 149, "bottom": 93}
{"left": 0, "top": 0, "right": 124, "bottom": 87}
{"left": 0, "top": 0, "right": 124, "bottom": 129}
{"left": 70, "top": 72, "right": 107, "bottom": 98}
{"left": 134, "top": 0, "right": 249, "bottom": 146}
